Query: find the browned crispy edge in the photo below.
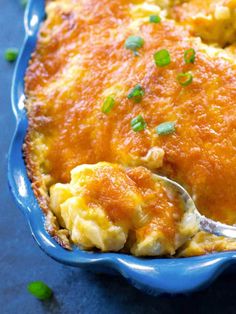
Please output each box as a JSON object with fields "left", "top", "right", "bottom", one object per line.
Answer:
{"left": 23, "top": 129, "right": 72, "bottom": 250}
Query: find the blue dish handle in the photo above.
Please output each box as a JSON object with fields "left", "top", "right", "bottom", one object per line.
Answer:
{"left": 11, "top": 0, "right": 45, "bottom": 120}
{"left": 24, "top": 0, "right": 45, "bottom": 35}
{"left": 112, "top": 255, "right": 235, "bottom": 295}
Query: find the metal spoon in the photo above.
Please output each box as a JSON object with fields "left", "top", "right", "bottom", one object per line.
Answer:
{"left": 155, "top": 174, "right": 236, "bottom": 239}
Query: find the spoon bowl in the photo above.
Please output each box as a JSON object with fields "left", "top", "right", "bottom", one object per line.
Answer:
{"left": 154, "top": 174, "right": 236, "bottom": 239}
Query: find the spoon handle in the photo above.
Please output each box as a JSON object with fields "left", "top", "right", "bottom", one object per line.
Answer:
{"left": 198, "top": 213, "right": 236, "bottom": 239}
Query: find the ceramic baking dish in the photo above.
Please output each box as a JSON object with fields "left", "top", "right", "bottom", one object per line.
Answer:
{"left": 8, "top": 0, "right": 236, "bottom": 295}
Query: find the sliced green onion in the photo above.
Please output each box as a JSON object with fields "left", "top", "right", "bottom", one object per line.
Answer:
{"left": 177, "top": 72, "right": 193, "bottom": 86}
{"left": 125, "top": 36, "right": 144, "bottom": 54}
{"left": 102, "top": 96, "right": 115, "bottom": 114}
{"left": 154, "top": 49, "right": 171, "bottom": 67}
{"left": 20, "top": 0, "right": 28, "bottom": 8}
{"left": 4, "top": 48, "right": 19, "bottom": 62}
{"left": 184, "top": 48, "right": 196, "bottom": 64}
{"left": 149, "top": 15, "right": 161, "bottom": 23}
{"left": 131, "top": 115, "right": 147, "bottom": 132}
{"left": 127, "top": 84, "right": 145, "bottom": 103}
{"left": 156, "top": 121, "right": 175, "bottom": 135}
{"left": 27, "top": 281, "right": 52, "bottom": 300}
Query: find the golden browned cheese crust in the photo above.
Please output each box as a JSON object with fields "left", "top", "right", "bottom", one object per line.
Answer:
{"left": 24, "top": 0, "right": 236, "bottom": 255}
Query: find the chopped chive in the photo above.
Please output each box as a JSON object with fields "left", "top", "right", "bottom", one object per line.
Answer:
{"left": 4, "top": 48, "right": 19, "bottom": 62}
{"left": 131, "top": 115, "right": 147, "bottom": 132}
{"left": 149, "top": 15, "right": 161, "bottom": 23}
{"left": 27, "top": 281, "right": 52, "bottom": 300}
{"left": 127, "top": 84, "right": 145, "bottom": 103}
{"left": 154, "top": 49, "right": 171, "bottom": 67}
{"left": 125, "top": 36, "right": 144, "bottom": 55}
{"left": 184, "top": 48, "right": 196, "bottom": 64}
{"left": 156, "top": 121, "right": 175, "bottom": 135}
{"left": 20, "top": 0, "right": 28, "bottom": 8}
{"left": 102, "top": 96, "right": 115, "bottom": 114}
{"left": 177, "top": 72, "right": 193, "bottom": 86}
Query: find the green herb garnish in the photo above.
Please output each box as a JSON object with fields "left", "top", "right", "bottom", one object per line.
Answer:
{"left": 149, "top": 15, "right": 161, "bottom": 23}
{"left": 131, "top": 115, "right": 147, "bottom": 132}
{"left": 156, "top": 121, "right": 175, "bottom": 135}
{"left": 102, "top": 96, "right": 115, "bottom": 114}
{"left": 184, "top": 48, "right": 196, "bottom": 64}
{"left": 154, "top": 49, "right": 171, "bottom": 67}
{"left": 27, "top": 281, "right": 52, "bottom": 300}
{"left": 4, "top": 48, "right": 19, "bottom": 62}
{"left": 127, "top": 84, "right": 145, "bottom": 103}
{"left": 177, "top": 72, "right": 193, "bottom": 86}
{"left": 20, "top": 0, "right": 28, "bottom": 8}
{"left": 125, "top": 36, "right": 144, "bottom": 55}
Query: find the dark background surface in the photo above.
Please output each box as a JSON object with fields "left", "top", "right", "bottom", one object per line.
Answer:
{"left": 1, "top": 1, "right": 236, "bottom": 313}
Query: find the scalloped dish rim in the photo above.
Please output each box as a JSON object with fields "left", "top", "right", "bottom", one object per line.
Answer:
{"left": 7, "top": 0, "right": 236, "bottom": 296}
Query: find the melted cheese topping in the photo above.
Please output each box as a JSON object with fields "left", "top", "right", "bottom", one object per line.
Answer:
{"left": 25, "top": 0, "right": 236, "bottom": 256}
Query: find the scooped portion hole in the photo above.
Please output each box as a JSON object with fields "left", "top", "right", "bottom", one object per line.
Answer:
{"left": 49, "top": 162, "right": 197, "bottom": 256}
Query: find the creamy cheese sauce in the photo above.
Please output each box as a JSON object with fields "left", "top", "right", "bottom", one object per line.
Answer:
{"left": 50, "top": 163, "right": 196, "bottom": 255}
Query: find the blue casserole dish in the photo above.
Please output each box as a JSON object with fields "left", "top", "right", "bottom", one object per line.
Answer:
{"left": 8, "top": 0, "right": 236, "bottom": 296}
